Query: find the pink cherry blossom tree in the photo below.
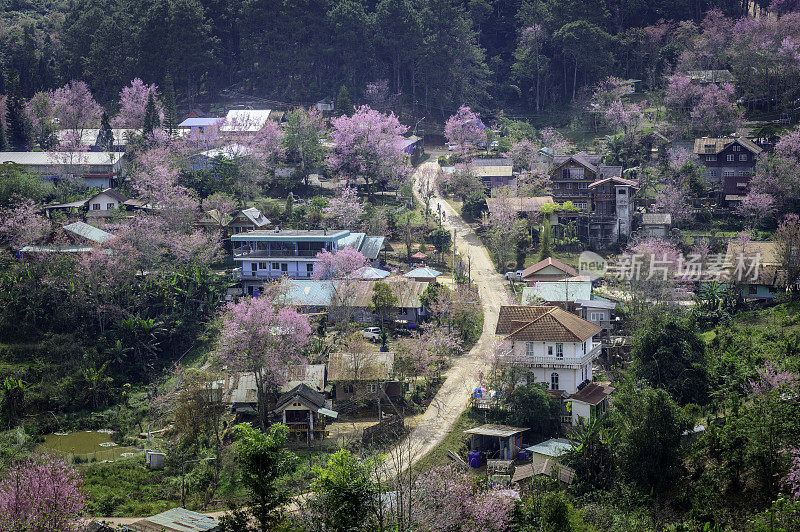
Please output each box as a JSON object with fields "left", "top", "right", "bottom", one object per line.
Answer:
{"left": 112, "top": 78, "right": 162, "bottom": 128}
{"left": 56, "top": 130, "right": 90, "bottom": 152}
{"left": 323, "top": 186, "right": 365, "bottom": 228}
{"left": 444, "top": 106, "right": 486, "bottom": 153}
{"left": 509, "top": 139, "right": 538, "bottom": 172}
{"left": 52, "top": 81, "right": 102, "bottom": 137}
{"left": 486, "top": 199, "right": 526, "bottom": 272}
{"left": 689, "top": 82, "right": 742, "bottom": 136}
{"left": 540, "top": 127, "right": 573, "bottom": 154}
{"left": 365, "top": 79, "right": 397, "bottom": 112}
{"left": 0, "top": 197, "right": 50, "bottom": 249}
{"left": 776, "top": 213, "right": 800, "bottom": 292}
{"left": 737, "top": 192, "right": 776, "bottom": 226}
{"left": 0, "top": 453, "right": 86, "bottom": 531}
{"left": 204, "top": 192, "right": 238, "bottom": 215}
{"left": 313, "top": 247, "right": 368, "bottom": 280}
{"left": 327, "top": 105, "right": 410, "bottom": 198}
{"left": 215, "top": 297, "right": 312, "bottom": 426}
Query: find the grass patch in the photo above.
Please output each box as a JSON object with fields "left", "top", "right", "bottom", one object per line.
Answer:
{"left": 83, "top": 458, "right": 182, "bottom": 517}
{"left": 412, "top": 408, "right": 483, "bottom": 475}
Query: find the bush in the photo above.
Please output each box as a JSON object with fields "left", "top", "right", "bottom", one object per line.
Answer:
{"left": 461, "top": 192, "right": 486, "bottom": 221}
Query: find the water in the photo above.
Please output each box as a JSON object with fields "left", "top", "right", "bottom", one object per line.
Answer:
{"left": 39, "top": 431, "right": 140, "bottom": 461}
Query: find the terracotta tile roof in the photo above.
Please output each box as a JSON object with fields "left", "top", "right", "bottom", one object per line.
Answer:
{"left": 569, "top": 381, "right": 615, "bottom": 405}
{"left": 521, "top": 257, "right": 579, "bottom": 280}
{"left": 495, "top": 306, "right": 553, "bottom": 334}
{"left": 499, "top": 305, "right": 602, "bottom": 342}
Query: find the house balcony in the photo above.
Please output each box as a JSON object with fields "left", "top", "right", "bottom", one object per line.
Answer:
{"left": 501, "top": 344, "right": 600, "bottom": 368}
{"left": 240, "top": 270, "right": 314, "bottom": 279}
{"left": 233, "top": 249, "right": 323, "bottom": 259}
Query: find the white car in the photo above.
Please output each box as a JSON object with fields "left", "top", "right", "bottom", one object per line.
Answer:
{"left": 447, "top": 142, "right": 459, "bottom": 151}
{"left": 505, "top": 270, "right": 523, "bottom": 281}
{"left": 360, "top": 327, "right": 382, "bottom": 342}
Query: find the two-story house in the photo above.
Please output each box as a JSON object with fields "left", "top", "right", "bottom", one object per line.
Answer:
{"left": 587, "top": 175, "right": 638, "bottom": 245}
{"left": 550, "top": 152, "right": 622, "bottom": 212}
{"left": 693, "top": 136, "right": 763, "bottom": 203}
{"left": 495, "top": 305, "right": 602, "bottom": 396}
{"left": 231, "top": 229, "right": 385, "bottom": 295}
{"left": 470, "top": 158, "right": 515, "bottom": 191}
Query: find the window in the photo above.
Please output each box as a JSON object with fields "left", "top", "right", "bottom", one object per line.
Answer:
{"left": 749, "top": 285, "right": 758, "bottom": 295}
{"left": 367, "top": 383, "right": 379, "bottom": 393}
{"left": 92, "top": 203, "right": 100, "bottom": 210}
{"left": 107, "top": 203, "right": 114, "bottom": 209}
{"left": 552, "top": 183, "right": 559, "bottom": 189}
{"left": 272, "top": 262, "right": 279, "bottom": 270}
{"left": 250, "top": 263, "right": 257, "bottom": 272}
{"left": 281, "top": 263, "right": 288, "bottom": 272}
{"left": 565, "top": 182, "right": 572, "bottom": 189}
{"left": 739, "top": 154, "right": 748, "bottom": 161}
{"left": 526, "top": 342, "right": 535, "bottom": 357}
{"left": 556, "top": 343, "right": 563, "bottom": 359}
{"left": 618, "top": 188, "right": 626, "bottom": 195}
{"left": 705, "top": 155, "right": 717, "bottom": 162}
{"left": 306, "top": 264, "right": 314, "bottom": 273}
{"left": 577, "top": 182, "right": 588, "bottom": 189}
{"left": 737, "top": 182, "right": 747, "bottom": 188}
{"left": 569, "top": 167, "right": 584, "bottom": 179}
{"left": 732, "top": 145, "right": 741, "bottom": 152}
{"left": 343, "top": 383, "right": 354, "bottom": 394}
{"left": 562, "top": 168, "right": 570, "bottom": 179}
{"left": 723, "top": 171, "right": 735, "bottom": 178}
{"left": 576, "top": 202, "right": 587, "bottom": 210}
{"left": 550, "top": 373, "right": 559, "bottom": 390}
{"left": 727, "top": 154, "right": 735, "bottom": 162}
{"left": 704, "top": 143, "right": 715, "bottom": 152}
{"left": 547, "top": 345, "right": 553, "bottom": 357}
{"left": 589, "top": 311, "right": 604, "bottom": 322}
{"left": 258, "top": 262, "right": 267, "bottom": 270}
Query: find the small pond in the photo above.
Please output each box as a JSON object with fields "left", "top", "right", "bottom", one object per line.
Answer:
{"left": 39, "top": 430, "right": 140, "bottom": 462}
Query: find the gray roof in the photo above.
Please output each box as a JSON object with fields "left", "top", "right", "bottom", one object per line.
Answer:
{"left": 574, "top": 299, "right": 616, "bottom": 310}
{"left": 404, "top": 267, "right": 441, "bottom": 279}
{"left": 471, "top": 157, "right": 512, "bottom": 167}
{"left": 274, "top": 383, "right": 327, "bottom": 412}
{"left": 0, "top": 151, "right": 124, "bottom": 166}
{"left": 178, "top": 117, "right": 222, "bottom": 128}
{"left": 228, "top": 207, "right": 269, "bottom": 228}
{"left": 128, "top": 507, "right": 219, "bottom": 532}
{"left": 231, "top": 229, "right": 349, "bottom": 242}
{"left": 641, "top": 213, "right": 672, "bottom": 225}
{"left": 338, "top": 231, "right": 365, "bottom": 251}
{"left": 56, "top": 128, "right": 137, "bottom": 146}
{"left": 526, "top": 438, "right": 573, "bottom": 457}
{"left": 359, "top": 235, "right": 385, "bottom": 260}
{"left": 464, "top": 424, "right": 528, "bottom": 438}
{"left": 63, "top": 222, "right": 115, "bottom": 244}
{"left": 352, "top": 266, "right": 390, "bottom": 279}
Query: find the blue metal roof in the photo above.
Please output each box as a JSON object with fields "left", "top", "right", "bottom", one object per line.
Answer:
{"left": 283, "top": 280, "right": 335, "bottom": 306}
{"left": 526, "top": 438, "right": 573, "bottom": 457}
{"left": 178, "top": 117, "right": 222, "bottom": 127}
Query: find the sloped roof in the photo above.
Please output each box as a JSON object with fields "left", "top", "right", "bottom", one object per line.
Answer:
{"left": 284, "top": 280, "right": 336, "bottom": 307}
{"left": 230, "top": 207, "right": 269, "bottom": 228}
{"left": 521, "top": 257, "right": 578, "bottom": 280}
{"left": 526, "top": 438, "right": 573, "bottom": 457}
{"left": 221, "top": 109, "right": 272, "bottom": 132}
{"left": 495, "top": 306, "right": 554, "bottom": 334}
{"left": 328, "top": 352, "right": 394, "bottom": 381}
{"left": 0, "top": 151, "right": 125, "bottom": 166}
{"left": 91, "top": 188, "right": 129, "bottom": 203}
{"left": 588, "top": 175, "right": 638, "bottom": 188}
{"left": 522, "top": 278, "right": 592, "bottom": 303}
{"left": 471, "top": 157, "right": 512, "bottom": 167}
{"left": 351, "top": 266, "right": 390, "bottom": 280}
{"left": 63, "top": 222, "right": 115, "bottom": 244}
{"left": 512, "top": 459, "right": 575, "bottom": 484}
{"left": 274, "top": 383, "right": 327, "bottom": 412}
{"left": 597, "top": 166, "right": 624, "bottom": 179}
{"left": 285, "top": 278, "right": 428, "bottom": 309}
{"left": 464, "top": 424, "right": 528, "bottom": 437}
{"left": 552, "top": 152, "right": 602, "bottom": 172}
{"left": 693, "top": 137, "right": 763, "bottom": 155}
{"left": 282, "top": 364, "right": 326, "bottom": 393}
{"left": 178, "top": 117, "right": 222, "bottom": 128}
{"left": 569, "top": 381, "right": 615, "bottom": 405}
{"left": 351, "top": 277, "right": 428, "bottom": 309}
{"left": 574, "top": 299, "right": 616, "bottom": 310}
{"left": 723, "top": 240, "right": 780, "bottom": 268}
{"left": 404, "top": 267, "right": 441, "bottom": 279}
{"left": 127, "top": 507, "right": 218, "bottom": 532}
{"left": 498, "top": 305, "right": 602, "bottom": 342}
{"left": 199, "top": 143, "right": 253, "bottom": 159}
{"left": 56, "top": 128, "right": 138, "bottom": 146}
{"left": 641, "top": 213, "right": 672, "bottom": 225}
{"left": 359, "top": 235, "right": 385, "bottom": 260}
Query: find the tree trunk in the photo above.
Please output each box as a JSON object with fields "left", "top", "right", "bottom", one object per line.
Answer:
{"left": 572, "top": 60, "right": 578, "bottom": 102}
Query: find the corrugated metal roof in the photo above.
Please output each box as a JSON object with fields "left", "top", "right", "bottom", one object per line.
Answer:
{"left": 178, "top": 118, "right": 222, "bottom": 128}
{"left": 199, "top": 143, "right": 253, "bottom": 159}
{"left": 404, "top": 267, "right": 441, "bottom": 279}
{"left": 464, "top": 424, "right": 528, "bottom": 437}
{"left": 63, "top": 222, "right": 116, "bottom": 244}
{"left": 338, "top": 232, "right": 365, "bottom": 251}
{"left": 0, "top": 151, "right": 124, "bottom": 166}
{"left": 231, "top": 229, "right": 349, "bottom": 242}
{"left": 328, "top": 352, "right": 395, "bottom": 381}
{"left": 221, "top": 109, "right": 272, "bottom": 132}
{"left": 526, "top": 438, "right": 573, "bottom": 457}
{"left": 127, "top": 507, "right": 219, "bottom": 532}
{"left": 486, "top": 196, "right": 553, "bottom": 215}
{"left": 693, "top": 136, "right": 763, "bottom": 155}
{"left": 284, "top": 278, "right": 427, "bottom": 309}
{"left": 522, "top": 278, "right": 592, "bottom": 303}
{"left": 359, "top": 235, "right": 385, "bottom": 260}
{"left": 56, "top": 128, "right": 138, "bottom": 145}
{"left": 352, "top": 266, "right": 390, "bottom": 279}
{"left": 285, "top": 280, "right": 336, "bottom": 306}
{"left": 641, "top": 213, "right": 671, "bottom": 225}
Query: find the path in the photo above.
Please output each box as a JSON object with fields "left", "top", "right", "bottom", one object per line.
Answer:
{"left": 378, "top": 160, "right": 508, "bottom": 478}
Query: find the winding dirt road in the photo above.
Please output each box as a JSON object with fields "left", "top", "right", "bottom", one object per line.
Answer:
{"left": 378, "top": 159, "right": 508, "bottom": 477}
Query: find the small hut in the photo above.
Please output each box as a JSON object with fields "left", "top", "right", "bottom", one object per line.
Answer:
{"left": 273, "top": 384, "right": 338, "bottom": 441}
{"left": 464, "top": 424, "right": 528, "bottom": 461}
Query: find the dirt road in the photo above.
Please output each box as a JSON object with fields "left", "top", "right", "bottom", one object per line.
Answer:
{"left": 379, "top": 160, "right": 508, "bottom": 477}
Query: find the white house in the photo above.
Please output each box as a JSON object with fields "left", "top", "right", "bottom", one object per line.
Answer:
{"left": 221, "top": 109, "right": 272, "bottom": 132}
{"left": 568, "top": 381, "right": 615, "bottom": 426}
{"left": 0, "top": 151, "right": 125, "bottom": 188}
{"left": 44, "top": 188, "right": 129, "bottom": 219}
{"left": 639, "top": 213, "right": 672, "bottom": 238}
{"left": 495, "top": 305, "right": 602, "bottom": 395}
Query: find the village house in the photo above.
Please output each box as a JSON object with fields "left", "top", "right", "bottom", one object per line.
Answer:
{"left": 464, "top": 424, "right": 528, "bottom": 461}
{"left": 327, "top": 351, "right": 402, "bottom": 403}
{"left": 177, "top": 117, "right": 222, "bottom": 135}
{"left": 568, "top": 381, "right": 615, "bottom": 426}
{"left": 231, "top": 229, "right": 385, "bottom": 294}
{"left": 56, "top": 128, "right": 138, "bottom": 152}
{"left": 485, "top": 196, "right": 555, "bottom": 222}
{"left": 587, "top": 175, "right": 637, "bottom": 246}
{"left": 401, "top": 135, "right": 424, "bottom": 163}
{"left": 470, "top": 157, "right": 515, "bottom": 190}
{"left": 221, "top": 109, "right": 274, "bottom": 133}
{"left": 522, "top": 276, "right": 592, "bottom": 306}
{"left": 574, "top": 299, "right": 616, "bottom": 335}
{"left": 404, "top": 266, "right": 441, "bottom": 283}
{"left": 273, "top": 383, "right": 338, "bottom": 441}
{"left": 283, "top": 276, "right": 429, "bottom": 327}
{"left": 639, "top": 212, "right": 672, "bottom": 238}
{"left": 550, "top": 152, "right": 621, "bottom": 212}
{"left": 495, "top": 305, "right": 602, "bottom": 395}
{"left": 44, "top": 188, "right": 129, "bottom": 219}
{"left": 19, "top": 221, "right": 116, "bottom": 255}
{"left": 0, "top": 151, "right": 126, "bottom": 188}
{"left": 722, "top": 240, "right": 793, "bottom": 300}
{"left": 190, "top": 143, "right": 252, "bottom": 171}
{"left": 693, "top": 136, "right": 763, "bottom": 203}
{"left": 521, "top": 257, "right": 578, "bottom": 285}
{"left": 226, "top": 207, "right": 270, "bottom": 234}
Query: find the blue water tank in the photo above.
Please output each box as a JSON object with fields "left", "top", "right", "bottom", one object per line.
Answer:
{"left": 468, "top": 450, "right": 481, "bottom": 468}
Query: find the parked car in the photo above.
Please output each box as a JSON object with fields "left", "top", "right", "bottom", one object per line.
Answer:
{"left": 360, "top": 327, "right": 382, "bottom": 342}
{"left": 489, "top": 140, "right": 499, "bottom": 150}
{"left": 505, "top": 270, "right": 523, "bottom": 281}
{"left": 447, "top": 142, "right": 459, "bottom": 151}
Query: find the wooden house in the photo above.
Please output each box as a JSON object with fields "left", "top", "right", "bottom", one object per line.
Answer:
{"left": 273, "top": 383, "right": 338, "bottom": 441}
{"left": 327, "top": 351, "right": 401, "bottom": 402}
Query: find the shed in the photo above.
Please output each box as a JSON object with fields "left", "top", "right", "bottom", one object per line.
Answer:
{"left": 568, "top": 382, "right": 614, "bottom": 426}
{"left": 526, "top": 438, "right": 573, "bottom": 464}
{"left": 464, "top": 424, "right": 528, "bottom": 460}
{"left": 125, "top": 508, "right": 219, "bottom": 532}
{"left": 404, "top": 267, "right": 441, "bottom": 283}
{"left": 145, "top": 450, "right": 165, "bottom": 470}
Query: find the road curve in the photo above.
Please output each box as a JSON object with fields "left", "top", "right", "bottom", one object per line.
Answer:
{"left": 378, "top": 160, "right": 508, "bottom": 478}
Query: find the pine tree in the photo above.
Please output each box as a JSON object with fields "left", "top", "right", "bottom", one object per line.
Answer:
{"left": 5, "top": 72, "right": 31, "bottom": 150}
{"left": 336, "top": 85, "right": 352, "bottom": 117}
{"left": 162, "top": 73, "right": 177, "bottom": 135}
{"left": 539, "top": 220, "right": 552, "bottom": 261}
{"left": 285, "top": 192, "right": 294, "bottom": 220}
{"left": 142, "top": 91, "right": 161, "bottom": 135}
{"left": 96, "top": 111, "right": 114, "bottom": 151}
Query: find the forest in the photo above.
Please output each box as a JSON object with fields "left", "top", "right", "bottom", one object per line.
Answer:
{"left": 0, "top": 0, "right": 786, "bottom": 119}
